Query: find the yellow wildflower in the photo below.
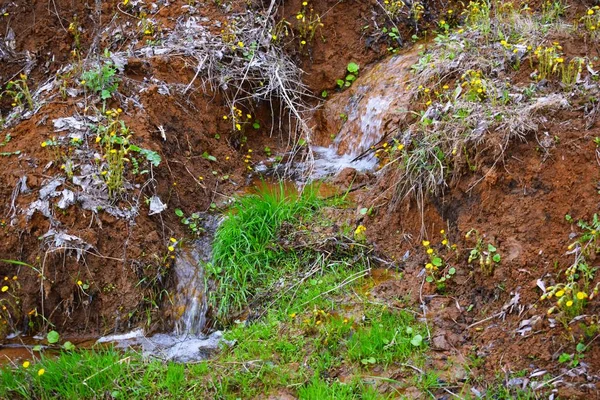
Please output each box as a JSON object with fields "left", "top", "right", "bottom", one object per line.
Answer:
{"left": 576, "top": 292, "right": 588, "bottom": 300}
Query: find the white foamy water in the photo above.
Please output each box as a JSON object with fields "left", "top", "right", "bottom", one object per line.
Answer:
{"left": 98, "top": 214, "right": 225, "bottom": 362}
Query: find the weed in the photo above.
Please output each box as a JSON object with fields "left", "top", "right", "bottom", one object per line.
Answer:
{"left": 294, "top": 1, "right": 324, "bottom": 52}
{"left": 347, "top": 308, "right": 426, "bottom": 366}
{"left": 81, "top": 62, "right": 119, "bottom": 112}
{"left": 541, "top": 0, "right": 565, "bottom": 25}
{"left": 580, "top": 6, "right": 600, "bottom": 37}
{"left": 337, "top": 62, "right": 360, "bottom": 89}
{"left": 4, "top": 74, "right": 34, "bottom": 110}
{"left": 461, "top": 70, "right": 488, "bottom": 102}
{"left": 422, "top": 231, "right": 458, "bottom": 292}
{"left": 465, "top": 229, "right": 501, "bottom": 275}
{"left": 541, "top": 214, "right": 600, "bottom": 320}
{"left": 381, "top": 0, "right": 405, "bottom": 21}
{"left": 174, "top": 209, "right": 205, "bottom": 237}
{"left": 95, "top": 109, "right": 161, "bottom": 197}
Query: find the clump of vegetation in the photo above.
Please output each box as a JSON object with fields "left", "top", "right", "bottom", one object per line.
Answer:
{"left": 3, "top": 74, "right": 34, "bottom": 110}
{"left": 465, "top": 229, "right": 501, "bottom": 275}
{"left": 336, "top": 62, "right": 360, "bottom": 89}
{"left": 422, "top": 230, "right": 458, "bottom": 292}
{"left": 95, "top": 109, "right": 161, "bottom": 197}
{"left": 81, "top": 61, "right": 119, "bottom": 111}
{"left": 208, "top": 185, "right": 324, "bottom": 318}
{"left": 541, "top": 214, "right": 600, "bottom": 321}
{"left": 381, "top": 2, "right": 577, "bottom": 209}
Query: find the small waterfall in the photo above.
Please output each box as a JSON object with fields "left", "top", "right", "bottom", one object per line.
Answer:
{"left": 310, "top": 52, "right": 419, "bottom": 179}
{"left": 98, "top": 213, "right": 227, "bottom": 362}
{"left": 172, "top": 213, "right": 221, "bottom": 335}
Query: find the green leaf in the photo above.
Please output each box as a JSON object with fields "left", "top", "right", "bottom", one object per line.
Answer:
{"left": 576, "top": 342, "right": 586, "bottom": 353}
{"left": 558, "top": 353, "right": 571, "bottom": 363}
{"left": 448, "top": 267, "right": 456, "bottom": 275}
{"left": 410, "top": 334, "right": 423, "bottom": 347}
{"left": 361, "top": 357, "right": 376, "bottom": 365}
{"left": 252, "top": 122, "right": 260, "bottom": 129}
{"left": 32, "top": 345, "right": 42, "bottom": 352}
{"left": 345, "top": 74, "right": 356, "bottom": 82}
{"left": 101, "top": 89, "right": 112, "bottom": 100}
{"left": 347, "top": 62, "right": 359, "bottom": 74}
{"left": 405, "top": 326, "right": 413, "bottom": 335}
{"left": 336, "top": 79, "right": 345, "bottom": 88}
{"left": 425, "top": 276, "right": 434, "bottom": 283}
{"left": 488, "top": 244, "right": 497, "bottom": 252}
{"left": 432, "top": 257, "right": 443, "bottom": 267}
{"left": 175, "top": 209, "right": 184, "bottom": 217}
{"left": 321, "top": 90, "right": 328, "bottom": 98}
{"left": 492, "top": 254, "right": 501, "bottom": 263}
{"left": 139, "top": 148, "right": 161, "bottom": 166}
{"left": 47, "top": 330, "right": 60, "bottom": 344}
{"left": 359, "top": 208, "right": 369, "bottom": 215}
{"left": 63, "top": 341, "right": 76, "bottom": 351}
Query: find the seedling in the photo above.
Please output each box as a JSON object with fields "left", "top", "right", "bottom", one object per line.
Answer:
{"left": 174, "top": 209, "right": 205, "bottom": 237}
{"left": 337, "top": 62, "right": 360, "bottom": 89}
{"left": 465, "top": 229, "right": 500, "bottom": 275}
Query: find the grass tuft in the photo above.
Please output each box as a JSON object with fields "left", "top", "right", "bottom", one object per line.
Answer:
{"left": 208, "top": 183, "right": 324, "bottom": 319}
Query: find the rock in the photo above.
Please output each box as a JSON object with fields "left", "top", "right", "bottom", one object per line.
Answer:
{"left": 432, "top": 333, "right": 451, "bottom": 351}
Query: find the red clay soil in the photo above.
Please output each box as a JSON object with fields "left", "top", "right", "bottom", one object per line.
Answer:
{"left": 1, "top": 0, "right": 600, "bottom": 396}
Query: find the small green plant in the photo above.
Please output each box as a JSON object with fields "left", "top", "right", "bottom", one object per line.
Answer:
{"left": 336, "top": 62, "right": 360, "bottom": 89}
{"left": 558, "top": 342, "right": 586, "bottom": 367}
{"left": 95, "top": 109, "right": 161, "bottom": 197}
{"left": 422, "top": 230, "right": 457, "bottom": 292}
{"left": 81, "top": 62, "right": 119, "bottom": 111}
{"left": 174, "top": 209, "right": 205, "bottom": 237}
{"left": 465, "top": 229, "right": 500, "bottom": 275}
{"left": 4, "top": 74, "right": 34, "bottom": 110}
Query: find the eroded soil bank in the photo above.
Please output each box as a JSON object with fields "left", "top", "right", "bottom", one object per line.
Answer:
{"left": 1, "top": 0, "right": 600, "bottom": 398}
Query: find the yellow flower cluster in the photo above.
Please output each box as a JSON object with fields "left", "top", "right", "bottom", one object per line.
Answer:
{"left": 581, "top": 6, "right": 600, "bottom": 34}
{"left": 382, "top": 0, "right": 405, "bottom": 20}
{"left": 461, "top": 70, "right": 487, "bottom": 101}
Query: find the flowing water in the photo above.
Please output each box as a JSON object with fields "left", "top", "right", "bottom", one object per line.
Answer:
{"left": 96, "top": 213, "right": 227, "bottom": 362}
{"left": 309, "top": 51, "right": 419, "bottom": 178}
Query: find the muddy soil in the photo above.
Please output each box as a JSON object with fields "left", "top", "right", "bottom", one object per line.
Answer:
{"left": 1, "top": 0, "right": 600, "bottom": 396}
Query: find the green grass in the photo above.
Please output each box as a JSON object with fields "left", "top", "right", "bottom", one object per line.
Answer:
{"left": 0, "top": 266, "right": 427, "bottom": 399}
{"left": 208, "top": 183, "right": 325, "bottom": 319}
{"left": 347, "top": 309, "right": 426, "bottom": 366}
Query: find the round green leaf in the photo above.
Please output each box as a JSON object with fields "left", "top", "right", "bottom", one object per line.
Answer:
{"left": 411, "top": 334, "right": 423, "bottom": 347}
{"left": 47, "top": 330, "right": 60, "bottom": 344}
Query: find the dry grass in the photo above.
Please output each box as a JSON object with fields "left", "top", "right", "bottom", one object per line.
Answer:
{"left": 381, "top": 4, "right": 578, "bottom": 211}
